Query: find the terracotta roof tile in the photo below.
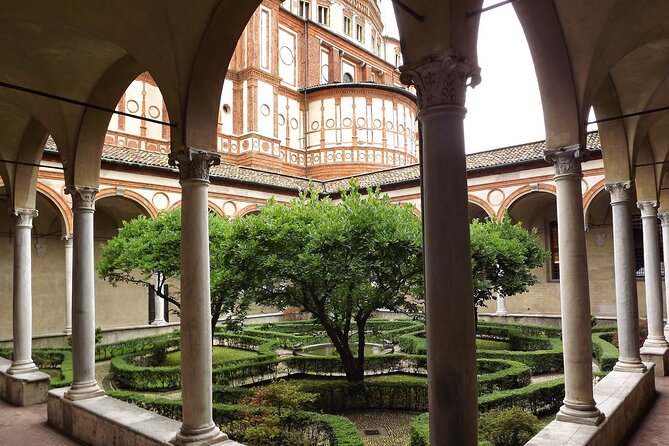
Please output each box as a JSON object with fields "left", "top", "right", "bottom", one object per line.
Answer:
{"left": 44, "top": 131, "right": 602, "bottom": 193}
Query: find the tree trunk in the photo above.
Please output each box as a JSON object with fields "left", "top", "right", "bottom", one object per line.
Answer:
{"left": 319, "top": 319, "right": 365, "bottom": 382}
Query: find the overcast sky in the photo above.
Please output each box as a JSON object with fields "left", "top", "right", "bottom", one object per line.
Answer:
{"left": 380, "top": 0, "right": 547, "bottom": 153}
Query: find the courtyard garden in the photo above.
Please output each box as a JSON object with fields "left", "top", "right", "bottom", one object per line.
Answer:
{"left": 0, "top": 317, "right": 620, "bottom": 445}
{"left": 0, "top": 182, "right": 621, "bottom": 444}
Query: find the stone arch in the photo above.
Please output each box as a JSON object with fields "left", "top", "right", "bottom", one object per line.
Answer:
{"left": 583, "top": 179, "right": 607, "bottom": 219}
{"left": 496, "top": 184, "right": 557, "bottom": 221}
{"left": 468, "top": 195, "right": 494, "bottom": 221}
{"left": 208, "top": 202, "right": 225, "bottom": 217}
{"left": 96, "top": 188, "right": 157, "bottom": 219}
{"left": 35, "top": 182, "right": 72, "bottom": 236}
{"left": 235, "top": 204, "right": 260, "bottom": 217}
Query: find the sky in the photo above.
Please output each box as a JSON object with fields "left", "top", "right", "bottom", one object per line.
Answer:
{"left": 379, "top": 0, "right": 547, "bottom": 153}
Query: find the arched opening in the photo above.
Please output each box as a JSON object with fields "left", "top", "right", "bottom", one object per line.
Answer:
{"left": 583, "top": 187, "right": 617, "bottom": 318}
{"left": 0, "top": 187, "right": 70, "bottom": 338}
{"left": 468, "top": 201, "right": 490, "bottom": 222}
{"left": 505, "top": 191, "right": 559, "bottom": 314}
{"left": 94, "top": 195, "right": 154, "bottom": 329}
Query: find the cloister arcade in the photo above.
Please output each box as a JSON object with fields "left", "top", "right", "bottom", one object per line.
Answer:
{"left": 1, "top": 0, "right": 669, "bottom": 445}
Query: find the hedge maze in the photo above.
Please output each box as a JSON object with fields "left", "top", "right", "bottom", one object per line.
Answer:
{"left": 0, "top": 319, "right": 619, "bottom": 446}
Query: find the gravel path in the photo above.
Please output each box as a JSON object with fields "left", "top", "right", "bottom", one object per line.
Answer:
{"left": 343, "top": 410, "right": 419, "bottom": 446}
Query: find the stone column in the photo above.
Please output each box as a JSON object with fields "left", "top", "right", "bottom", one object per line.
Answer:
{"left": 63, "top": 235, "right": 73, "bottom": 334}
{"left": 151, "top": 273, "right": 167, "bottom": 325}
{"left": 400, "top": 49, "right": 480, "bottom": 445}
{"left": 495, "top": 294, "right": 507, "bottom": 316}
{"left": 545, "top": 146, "right": 603, "bottom": 425}
{"left": 606, "top": 182, "right": 645, "bottom": 372}
{"left": 64, "top": 186, "right": 104, "bottom": 400}
{"left": 637, "top": 201, "right": 668, "bottom": 349}
{"left": 7, "top": 208, "right": 39, "bottom": 375}
{"left": 660, "top": 212, "right": 669, "bottom": 337}
{"left": 169, "top": 148, "right": 228, "bottom": 445}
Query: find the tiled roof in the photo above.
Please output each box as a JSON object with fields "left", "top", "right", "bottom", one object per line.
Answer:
{"left": 324, "top": 131, "right": 602, "bottom": 192}
{"left": 43, "top": 131, "right": 602, "bottom": 193}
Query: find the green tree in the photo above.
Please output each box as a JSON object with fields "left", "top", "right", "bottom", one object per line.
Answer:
{"left": 97, "top": 209, "right": 251, "bottom": 337}
{"left": 470, "top": 215, "right": 549, "bottom": 310}
{"left": 230, "top": 182, "right": 423, "bottom": 382}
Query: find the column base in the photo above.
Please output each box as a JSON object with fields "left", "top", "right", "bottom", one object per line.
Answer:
{"left": 556, "top": 404, "right": 604, "bottom": 426}
{"left": 0, "top": 357, "right": 50, "bottom": 406}
{"left": 6, "top": 359, "right": 39, "bottom": 375}
{"left": 64, "top": 327, "right": 72, "bottom": 334}
{"left": 150, "top": 320, "right": 168, "bottom": 326}
{"left": 640, "top": 345, "right": 669, "bottom": 376}
{"left": 613, "top": 359, "right": 647, "bottom": 373}
{"left": 64, "top": 381, "right": 105, "bottom": 400}
{"left": 494, "top": 311, "right": 508, "bottom": 316}
{"left": 170, "top": 423, "right": 230, "bottom": 445}
{"left": 642, "top": 337, "right": 669, "bottom": 349}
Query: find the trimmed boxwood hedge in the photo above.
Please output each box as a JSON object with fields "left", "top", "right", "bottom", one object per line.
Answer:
{"left": 592, "top": 330, "right": 618, "bottom": 372}
{"left": 109, "top": 390, "right": 364, "bottom": 446}
{"left": 409, "top": 378, "right": 566, "bottom": 446}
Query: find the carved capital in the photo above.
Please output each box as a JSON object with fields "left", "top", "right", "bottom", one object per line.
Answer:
{"left": 10, "top": 208, "right": 38, "bottom": 228}
{"left": 169, "top": 148, "right": 221, "bottom": 182}
{"left": 605, "top": 181, "right": 633, "bottom": 204}
{"left": 399, "top": 48, "right": 481, "bottom": 110}
{"left": 658, "top": 212, "right": 669, "bottom": 227}
{"left": 637, "top": 201, "right": 658, "bottom": 218}
{"left": 544, "top": 145, "right": 587, "bottom": 179}
{"left": 65, "top": 186, "right": 98, "bottom": 211}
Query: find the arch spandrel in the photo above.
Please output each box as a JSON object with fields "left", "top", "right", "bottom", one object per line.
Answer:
{"left": 592, "top": 78, "right": 633, "bottom": 184}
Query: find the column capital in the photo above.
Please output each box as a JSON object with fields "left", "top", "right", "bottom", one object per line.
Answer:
{"left": 659, "top": 212, "right": 669, "bottom": 226}
{"left": 399, "top": 48, "right": 481, "bottom": 111}
{"left": 544, "top": 145, "right": 587, "bottom": 179}
{"left": 637, "top": 201, "right": 658, "bottom": 217}
{"left": 169, "top": 148, "right": 221, "bottom": 182}
{"left": 10, "top": 208, "right": 38, "bottom": 228}
{"left": 605, "top": 181, "right": 633, "bottom": 204}
{"left": 65, "top": 186, "right": 98, "bottom": 211}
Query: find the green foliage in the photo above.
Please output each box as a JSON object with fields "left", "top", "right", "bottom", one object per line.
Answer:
{"left": 470, "top": 215, "right": 550, "bottom": 307}
{"left": 229, "top": 181, "right": 423, "bottom": 381}
{"left": 97, "top": 209, "right": 254, "bottom": 337}
{"left": 479, "top": 408, "right": 540, "bottom": 446}
{"left": 108, "top": 389, "right": 363, "bottom": 446}
{"left": 592, "top": 330, "right": 618, "bottom": 372}
{"left": 409, "top": 413, "right": 430, "bottom": 446}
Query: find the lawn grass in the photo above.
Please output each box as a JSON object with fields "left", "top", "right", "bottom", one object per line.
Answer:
{"left": 476, "top": 339, "right": 511, "bottom": 351}
{"left": 163, "top": 347, "right": 257, "bottom": 366}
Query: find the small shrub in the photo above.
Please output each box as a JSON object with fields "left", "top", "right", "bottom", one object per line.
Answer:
{"left": 479, "top": 408, "right": 540, "bottom": 446}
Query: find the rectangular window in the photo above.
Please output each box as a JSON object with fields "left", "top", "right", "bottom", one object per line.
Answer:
{"left": 356, "top": 24, "right": 364, "bottom": 42}
{"left": 299, "top": 1, "right": 310, "bottom": 19}
{"left": 549, "top": 221, "right": 560, "bottom": 280}
{"left": 343, "top": 16, "right": 352, "bottom": 36}
{"left": 317, "top": 5, "right": 329, "bottom": 26}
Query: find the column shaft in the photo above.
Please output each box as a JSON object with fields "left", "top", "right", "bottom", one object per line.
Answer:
{"left": 607, "top": 183, "right": 645, "bottom": 372}
{"left": 64, "top": 187, "right": 104, "bottom": 400}
{"left": 638, "top": 201, "right": 668, "bottom": 348}
{"left": 64, "top": 235, "right": 73, "bottom": 334}
{"left": 546, "top": 146, "right": 603, "bottom": 425}
{"left": 8, "top": 209, "right": 39, "bottom": 375}
{"left": 495, "top": 294, "right": 507, "bottom": 316}
{"left": 170, "top": 149, "right": 227, "bottom": 445}
{"left": 152, "top": 273, "right": 166, "bottom": 325}
{"left": 660, "top": 213, "right": 669, "bottom": 335}
{"left": 400, "top": 50, "right": 479, "bottom": 446}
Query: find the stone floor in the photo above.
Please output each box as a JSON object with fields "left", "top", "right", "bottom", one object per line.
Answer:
{"left": 344, "top": 410, "right": 419, "bottom": 446}
{"left": 0, "top": 399, "right": 83, "bottom": 445}
{"left": 625, "top": 376, "right": 669, "bottom": 445}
